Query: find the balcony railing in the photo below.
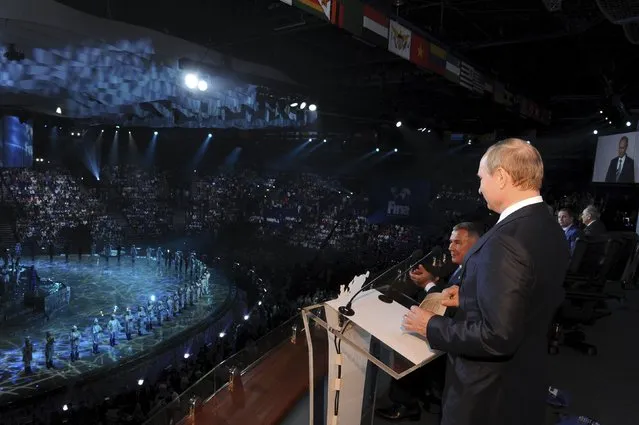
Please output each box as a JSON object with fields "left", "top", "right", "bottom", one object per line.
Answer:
{"left": 143, "top": 312, "right": 318, "bottom": 425}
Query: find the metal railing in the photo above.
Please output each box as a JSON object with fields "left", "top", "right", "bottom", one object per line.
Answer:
{"left": 143, "top": 313, "right": 304, "bottom": 425}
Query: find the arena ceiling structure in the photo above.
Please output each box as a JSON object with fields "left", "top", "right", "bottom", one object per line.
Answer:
{"left": 51, "top": 0, "right": 639, "bottom": 135}
{"left": 0, "top": 0, "right": 319, "bottom": 129}
{"left": 3, "top": 0, "right": 639, "bottom": 137}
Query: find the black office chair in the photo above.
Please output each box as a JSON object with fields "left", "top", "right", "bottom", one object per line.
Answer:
{"left": 548, "top": 235, "right": 623, "bottom": 356}
{"left": 604, "top": 231, "right": 638, "bottom": 292}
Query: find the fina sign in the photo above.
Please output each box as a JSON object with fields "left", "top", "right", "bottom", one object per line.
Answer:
{"left": 387, "top": 187, "right": 411, "bottom": 217}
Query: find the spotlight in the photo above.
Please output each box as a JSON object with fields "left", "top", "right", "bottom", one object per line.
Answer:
{"left": 427, "top": 129, "right": 431, "bottom": 133}
{"left": 194, "top": 169, "right": 197, "bottom": 173}
{"left": 395, "top": 121, "right": 402, "bottom": 128}
{"left": 184, "top": 73, "right": 198, "bottom": 89}
{"left": 116, "top": 125, "right": 120, "bottom": 129}
{"left": 153, "top": 131, "right": 158, "bottom": 135}
{"left": 101, "top": 129, "right": 104, "bottom": 133}
{"left": 62, "top": 404, "right": 68, "bottom": 411}
{"left": 258, "top": 301, "right": 262, "bottom": 306}
{"left": 323, "top": 139, "right": 327, "bottom": 143}
{"left": 219, "top": 332, "right": 226, "bottom": 338}
{"left": 394, "top": 148, "right": 398, "bottom": 152}
{"left": 375, "top": 148, "right": 380, "bottom": 152}
{"left": 197, "top": 80, "right": 208, "bottom": 92}
{"left": 290, "top": 102, "right": 298, "bottom": 107}
{"left": 308, "top": 138, "right": 312, "bottom": 142}
{"left": 183, "top": 353, "right": 190, "bottom": 359}
{"left": 300, "top": 102, "right": 307, "bottom": 109}
{"left": 593, "top": 130, "right": 598, "bottom": 135}
{"left": 309, "top": 104, "right": 317, "bottom": 111}
{"left": 208, "top": 133, "right": 212, "bottom": 137}
{"left": 150, "top": 295, "right": 156, "bottom": 302}
{"left": 137, "top": 379, "right": 144, "bottom": 386}
{"left": 128, "top": 131, "right": 131, "bottom": 134}
{"left": 243, "top": 314, "right": 250, "bottom": 321}
{"left": 467, "top": 140, "right": 472, "bottom": 145}
{"left": 604, "top": 117, "right": 608, "bottom": 120}
{"left": 55, "top": 107, "right": 62, "bottom": 114}
{"left": 526, "top": 140, "right": 531, "bottom": 144}
{"left": 600, "top": 110, "right": 603, "bottom": 114}
{"left": 626, "top": 121, "right": 631, "bottom": 127}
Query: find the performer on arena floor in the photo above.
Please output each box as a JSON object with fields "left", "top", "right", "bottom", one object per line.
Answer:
{"left": 91, "top": 318, "right": 102, "bottom": 354}
{"left": 22, "top": 336, "right": 33, "bottom": 374}
{"left": 70, "top": 325, "right": 80, "bottom": 361}
{"left": 45, "top": 331, "right": 55, "bottom": 369}
{"left": 137, "top": 305, "right": 146, "bottom": 336}
{"left": 124, "top": 308, "right": 134, "bottom": 340}
{"left": 107, "top": 314, "right": 121, "bottom": 346}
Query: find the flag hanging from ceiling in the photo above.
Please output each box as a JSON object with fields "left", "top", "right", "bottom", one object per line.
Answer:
{"left": 410, "top": 33, "right": 429, "bottom": 69}
{"left": 388, "top": 20, "right": 412, "bottom": 60}
{"left": 294, "top": 0, "right": 331, "bottom": 21}
{"left": 362, "top": 5, "right": 389, "bottom": 47}
{"left": 338, "top": 0, "right": 364, "bottom": 36}
{"left": 460, "top": 61, "right": 484, "bottom": 94}
{"left": 444, "top": 54, "right": 460, "bottom": 83}
{"left": 428, "top": 42, "right": 446, "bottom": 76}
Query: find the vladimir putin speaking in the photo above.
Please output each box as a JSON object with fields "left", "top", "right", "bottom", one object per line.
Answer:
{"left": 403, "top": 139, "right": 570, "bottom": 425}
{"left": 605, "top": 136, "right": 635, "bottom": 183}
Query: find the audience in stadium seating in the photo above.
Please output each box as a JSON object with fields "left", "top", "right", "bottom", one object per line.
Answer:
{"left": 0, "top": 163, "right": 625, "bottom": 425}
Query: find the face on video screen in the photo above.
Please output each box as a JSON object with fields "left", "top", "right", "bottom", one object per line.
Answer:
{"left": 592, "top": 132, "right": 638, "bottom": 184}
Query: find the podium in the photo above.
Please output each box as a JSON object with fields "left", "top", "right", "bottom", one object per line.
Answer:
{"left": 302, "top": 286, "right": 442, "bottom": 425}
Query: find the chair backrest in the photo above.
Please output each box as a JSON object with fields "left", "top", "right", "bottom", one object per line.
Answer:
{"left": 604, "top": 231, "right": 638, "bottom": 282}
{"left": 567, "top": 235, "right": 622, "bottom": 289}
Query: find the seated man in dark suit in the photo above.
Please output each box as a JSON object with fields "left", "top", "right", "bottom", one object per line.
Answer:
{"left": 376, "top": 222, "right": 480, "bottom": 422}
{"left": 604, "top": 136, "right": 635, "bottom": 183}
{"left": 581, "top": 205, "right": 607, "bottom": 236}
{"left": 557, "top": 208, "right": 582, "bottom": 254}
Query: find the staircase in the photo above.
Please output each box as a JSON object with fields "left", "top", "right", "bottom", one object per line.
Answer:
{"left": 0, "top": 206, "right": 16, "bottom": 250}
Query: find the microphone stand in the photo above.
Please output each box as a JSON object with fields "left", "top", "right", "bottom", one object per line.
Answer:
{"left": 338, "top": 249, "right": 423, "bottom": 317}
{"left": 377, "top": 246, "right": 443, "bottom": 304}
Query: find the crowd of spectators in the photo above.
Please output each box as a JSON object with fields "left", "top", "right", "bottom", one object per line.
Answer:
{"left": 0, "top": 169, "right": 114, "bottom": 248}
{"left": 103, "top": 166, "right": 175, "bottom": 239}
{"left": 0, "top": 162, "right": 623, "bottom": 425}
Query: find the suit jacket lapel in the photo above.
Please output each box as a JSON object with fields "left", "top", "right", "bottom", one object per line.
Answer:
{"left": 460, "top": 203, "right": 546, "bottom": 274}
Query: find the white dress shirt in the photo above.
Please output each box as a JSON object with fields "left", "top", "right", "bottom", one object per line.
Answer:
{"left": 498, "top": 195, "right": 544, "bottom": 223}
{"left": 424, "top": 281, "right": 437, "bottom": 292}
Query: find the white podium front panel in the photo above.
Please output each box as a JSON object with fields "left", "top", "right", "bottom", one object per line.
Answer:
{"left": 325, "top": 289, "right": 440, "bottom": 367}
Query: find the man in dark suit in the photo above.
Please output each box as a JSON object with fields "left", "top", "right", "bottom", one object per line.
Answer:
{"left": 376, "top": 222, "right": 480, "bottom": 422}
{"left": 403, "top": 139, "right": 570, "bottom": 425}
{"left": 581, "top": 205, "right": 607, "bottom": 236}
{"left": 605, "top": 136, "right": 635, "bottom": 183}
{"left": 557, "top": 208, "right": 582, "bottom": 254}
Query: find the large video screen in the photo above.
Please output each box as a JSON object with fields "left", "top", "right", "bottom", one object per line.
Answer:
{"left": 0, "top": 116, "right": 34, "bottom": 168}
{"left": 592, "top": 132, "right": 639, "bottom": 183}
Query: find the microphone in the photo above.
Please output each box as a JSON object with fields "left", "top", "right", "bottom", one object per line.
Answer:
{"left": 378, "top": 246, "right": 443, "bottom": 304}
{"left": 338, "top": 249, "right": 424, "bottom": 317}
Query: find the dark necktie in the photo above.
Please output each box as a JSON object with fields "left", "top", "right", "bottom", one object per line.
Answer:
{"left": 616, "top": 158, "right": 622, "bottom": 182}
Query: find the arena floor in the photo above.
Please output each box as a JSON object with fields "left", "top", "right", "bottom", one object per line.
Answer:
{"left": 0, "top": 256, "right": 230, "bottom": 404}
